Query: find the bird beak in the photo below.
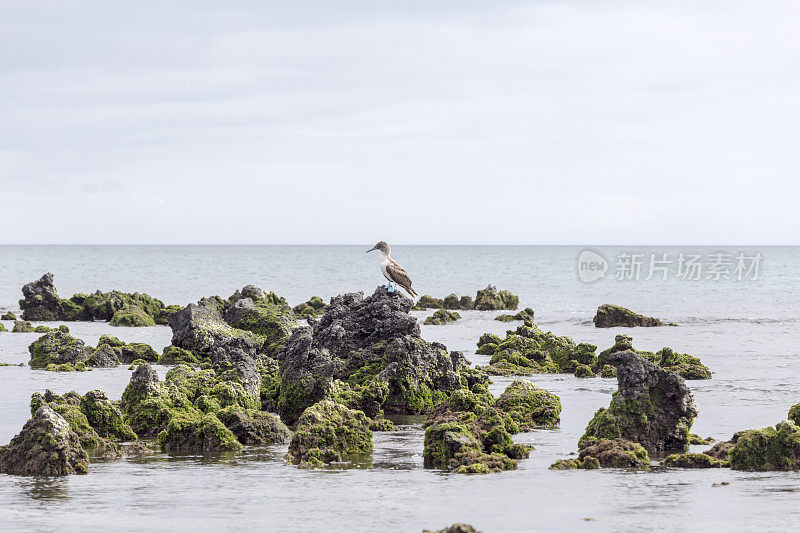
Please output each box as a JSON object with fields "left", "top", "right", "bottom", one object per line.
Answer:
{"left": 366, "top": 246, "right": 377, "bottom": 253}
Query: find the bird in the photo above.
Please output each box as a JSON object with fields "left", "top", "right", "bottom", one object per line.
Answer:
{"left": 366, "top": 241, "right": 418, "bottom": 299}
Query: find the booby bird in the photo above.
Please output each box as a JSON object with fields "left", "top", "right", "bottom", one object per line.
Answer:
{"left": 366, "top": 241, "right": 418, "bottom": 299}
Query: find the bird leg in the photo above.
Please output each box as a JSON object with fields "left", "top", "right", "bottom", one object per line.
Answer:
{"left": 387, "top": 282, "right": 395, "bottom": 293}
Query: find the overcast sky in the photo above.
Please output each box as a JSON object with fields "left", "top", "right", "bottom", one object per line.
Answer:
{"left": 1, "top": 1, "right": 798, "bottom": 244}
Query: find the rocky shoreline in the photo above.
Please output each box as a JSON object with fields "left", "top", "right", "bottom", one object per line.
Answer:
{"left": 1, "top": 276, "right": 797, "bottom": 478}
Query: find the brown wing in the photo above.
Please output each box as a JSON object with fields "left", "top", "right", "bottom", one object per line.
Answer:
{"left": 387, "top": 259, "right": 418, "bottom": 298}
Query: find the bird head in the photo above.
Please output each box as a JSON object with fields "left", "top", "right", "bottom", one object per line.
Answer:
{"left": 366, "top": 241, "right": 390, "bottom": 255}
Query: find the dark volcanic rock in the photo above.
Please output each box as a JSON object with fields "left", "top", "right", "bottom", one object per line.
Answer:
{"left": 276, "top": 287, "right": 465, "bottom": 424}
{"left": 593, "top": 304, "right": 665, "bottom": 328}
{"left": 0, "top": 405, "right": 89, "bottom": 476}
{"left": 89, "top": 344, "right": 120, "bottom": 367}
{"left": 580, "top": 350, "right": 698, "bottom": 454}
{"left": 19, "top": 273, "right": 63, "bottom": 321}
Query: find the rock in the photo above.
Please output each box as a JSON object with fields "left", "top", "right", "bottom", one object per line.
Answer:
{"left": 495, "top": 308, "right": 535, "bottom": 322}
{"left": 28, "top": 331, "right": 92, "bottom": 368}
{"left": 549, "top": 457, "right": 600, "bottom": 470}
{"left": 689, "top": 433, "right": 715, "bottom": 445}
{"left": 662, "top": 452, "right": 727, "bottom": 468}
{"left": 19, "top": 273, "right": 64, "bottom": 321}
{"left": 157, "top": 346, "right": 199, "bottom": 365}
{"left": 597, "top": 335, "right": 711, "bottom": 380}
{"left": 89, "top": 344, "right": 120, "bottom": 367}
{"left": 580, "top": 350, "right": 698, "bottom": 454}
{"left": 593, "top": 304, "right": 667, "bottom": 328}
{"left": 81, "top": 290, "right": 164, "bottom": 321}
{"left": 224, "top": 297, "right": 297, "bottom": 347}
{"left": 577, "top": 438, "right": 650, "bottom": 468}
{"left": 110, "top": 305, "right": 156, "bottom": 327}
{"left": 704, "top": 440, "right": 734, "bottom": 460}
{"left": 476, "top": 322, "right": 597, "bottom": 375}
{"left": 215, "top": 406, "right": 291, "bottom": 445}
{"left": 0, "top": 405, "right": 89, "bottom": 475}
{"left": 157, "top": 411, "right": 241, "bottom": 452}
{"left": 287, "top": 400, "right": 373, "bottom": 466}
{"left": 494, "top": 380, "right": 561, "bottom": 430}
{"left": 0, "top": 323, "right": 6, "bottom": 332}
{"left": 458, "top": 296, "right": 475, "bottom": 310}
{"left": 276, "top": 287, "right": 465, "bottom": 424}
{"left": 417, "top": 295, "right": 444, "bottom": 309}
{"left": 600, "top": 365, "right": 616, "bottom": 378}
{"left": 473, "top": 285, "right": 518, "bottom": 311}
{"left": 574, "top": 364, "right": 596, "bottom": 378}
{"left": 1, "top": 311, "right": 17, "bottom": 320}
{"left": 155, "top": 304, "right": 183, "bottom": 325}
{"left": 729, "top": 421, "right": 800, "bottom": 471}
{"left": 423, "top": 525, "right": 483, "bottom": 533}
{"left": 293, "top": 296, "right": 327, "bottom": 318}
{"left": 424, "top": 309, "right": 461, "bottom": 325}
{"left": 118, "top": 343, "right": 159, "bottom": 364}
{"left": 368, "top": 418, "right": 398, "bottom": 431}
{"left": 79, "top": 390, "right": 136, "bottom": 441}
{"left": 12, "top": 320, "right": 34, "bottom": 333}
{"left": 442, "top": 294, "right": 460, "bottom": 310}
{"left": 788, "top": 403, "right": 800, "bottom": 425}
{"left": 423, "top": 385, "right": 540, "bottom": 474}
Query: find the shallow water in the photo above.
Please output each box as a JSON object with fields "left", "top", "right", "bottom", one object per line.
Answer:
{"left": 1, "top": 245, "right": 799, "bottom": 532}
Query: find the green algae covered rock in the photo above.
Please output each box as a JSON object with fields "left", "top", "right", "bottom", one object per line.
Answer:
{"left": 0, "top": 405, "right": 89, "bottom": 476}
{"left": 158, "top": 411, "right": 241, "bottom": 452}
{"left": 729, "top": 421, "right": 800, "bottom": 471}
{"left": 293, "top": 296, "right": 327, "bottom": 318}
{"left": 79, "top": 390, "right": 136, "bottom": 441}
{"left": 417, "top": 295, "right": 444, "bottom": 309}
{"left": 158, "top": 346, "right": 200, "bottom": 365}
{"left": 1, "top": 311, "right": 16, "bottom": 320}
{"left": 494, "top": 380, "right": 561, "bottom": 430}
{"left": 600, "top": 365, "right": 616, "bottom": 378}
{"left": 0, "top": 323, "right": 6, "bottom": 332}
{"left": 549, "top": 456, "right": 601, "bottom": 470}
{"left": 598, "top": 334, "right": 711, "bottom": 380}
{"left": 424, "top": 309, "right": 461, "bottom": 326}
{"left": 689, "top": 433, "right": 715, "bottom": 445}
{"left": 118, "top": 343, "right": 159, "bottom": 364}
{"left": 662, "top": 452, "right": 727, "bottom": 468}
{"left": 495, "top": 308, "right": 535, "bottom": 323}
{"left": 224, "top": 296, "right": 297, "bottom": 347}
{"left": 580, "top": 350, "right": 697, "bottom": 454}
{"left": 215, "top": 406, "right": 291, "bottom": 445}
{"left": 474, "top": 285, "right": 518, "bottom": 311}
{"left": 30, "top": 391, "right": 103, "bottom": 448}
{"left": 110, "top": 305, "right": 156, "bottom": 327}
{"left": 28, "top": 330, "right": 92, "bottom": 368}
{"left": 287, "top": 400, "right": 373, "bottom": 466}
{"left": 477, "top": 323, "right": 597, "bottom": 375}
{"left": 574, "top": 364, "right": 596, "bottom": 378}
{"left": 787, "top": 403, "right": 800, "bottom": 425}
{"left": 422, "top": 383, "right": 552, "bottom": 474}
{"left": 12, "top": 320, "right": 35, "bottom": 333}
{"left": 593, "top": 304, "right": 666, "bottom": 328}
{"left": 442, "top": 294, "right": 460, "bottom": 310}
{"left": 578, "top": 438, "right": 650, "bottom": 468}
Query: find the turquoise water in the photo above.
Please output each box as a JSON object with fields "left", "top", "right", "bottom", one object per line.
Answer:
{"left": 1, "top": 245, "right": 799, "bottom": 532}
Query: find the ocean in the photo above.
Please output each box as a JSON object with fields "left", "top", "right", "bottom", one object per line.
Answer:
{"left": 0, "top": 245, "right": 799, "bottom": 532}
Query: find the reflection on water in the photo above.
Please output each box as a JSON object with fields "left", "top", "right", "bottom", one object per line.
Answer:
{"left": 16, "top": 477, "right": 70, "bottom": 501}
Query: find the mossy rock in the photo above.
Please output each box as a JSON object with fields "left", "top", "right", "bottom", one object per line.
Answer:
{"left": 12, "top": 320, "right": 35, "bottom": 333}
{"left": 1, "top": 312, "right": 17, "bottom": 320}
{"left": 369, "top": 418, "right": 398, "bottom": 431}
{"left": 157, "top": 411, "right": 242, "bottom": 452}
{"left": 729, "top": 421, "right": 800, "bottom": 471}
{"left": 0, "top": 323, "right": 7, "bottom": 332}
{"left": 578, "top": 438, "right": 650, "bottom": 469}
{"left": 688, "top": 433, "right": 715, "bottom": 445}
{"left": 293, "top": 296, "right": 326, "bottom": 318}
{"left": 215, "top": 406, "right": 291, "bottom": 445}
{"left": 495, "top": 308, "right": 535, "bottom": 322}
{"left": 662, "top": 452, "right": 727, "bottom": 468}
{"left": 287, "top": 400, "right": 373, "bottom": 466}
{"left": 549, "top": 457, "right": 600, "bottom": 470}
{"left": 600, "top": 365, "right": 616, "bottom": 378}
{"left": 474, "top": 285, "right": 518, "bottom": 311}
{"left": 110, "top": 305, "right": 156, "bottom": 327}
{"left": 158, "top": 346, "right": 200, "bottom": 365}
{"left": 417, "top": 295, "right": 444, "bottom": 309}
{"left": 593, "top": 304, "right": 665, "bottom": 328}
{"left": 574, "top": 364, "right": 596, "bottom": 378}
{"left": 597, "top": 335, "right": 710, "bottom": 380}
{"left": 29, "top": 331, "right": 92, "bottom": 368}
{"left": 80, "top": 390, "right": 137, "bottom": 441}
{"left": 494, "top": 380, "right": 561, "bottom": 430}
{"left": 424, "top": 309, "right": 461, "bottom": 326}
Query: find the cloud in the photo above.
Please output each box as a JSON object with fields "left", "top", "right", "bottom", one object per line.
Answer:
{"left": 1, "top": 1, "right": 798, "bottom": 243}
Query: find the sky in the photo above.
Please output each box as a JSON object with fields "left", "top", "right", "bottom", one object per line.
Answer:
{"left": 1, "top": 1, "right": 798, "bottom": 245}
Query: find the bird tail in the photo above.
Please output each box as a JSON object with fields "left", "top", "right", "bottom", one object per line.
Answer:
{"left": 407, "top": 285, "right": 418, "bottom": 299}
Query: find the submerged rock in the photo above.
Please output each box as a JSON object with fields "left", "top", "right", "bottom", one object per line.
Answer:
{"left": 424, "top": 309, "right": 461, "bottom": 325}
{"left": 578, "top": 438, "right": 650, "bottom": 468}
{"left": 662, "top": 452, "right": 727, "bottom": 468}
{"left": 423, "top": 525, "right": 483, "bottom": 533}
{"left": 593, "top": 304, "right": 667, "bottom": 328}
{"left": 0, "top": 405, "right": 89, "bottom": 476}
{"left": 287, "top": 400, "right": 373, "bottom": 466}
{"left": 474, "top": 285, "right": 518, "bottom": 311}
{"left": 495, "top": 308, "right": 535, "bottom": 323}
{"left": 215, "top": 406, "right": 291, "bottom": 445}
{"left": 28, "top": 330, "right": 92, "bottom": 368}
{"left": 110, "top": 305, "right": 156, "bottom": 327}
{"left": 158, "top": 411, "right": 242, "bottom": 452}
{"left": 275, "top": 287, "right": 465, "bottom": 424}
{"left": 580, "top": 350, "right": 698, "bottom": 454}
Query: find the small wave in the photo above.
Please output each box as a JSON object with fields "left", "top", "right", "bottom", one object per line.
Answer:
{"left": 679, "top": 317, "right": 800, "bottom": 325}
